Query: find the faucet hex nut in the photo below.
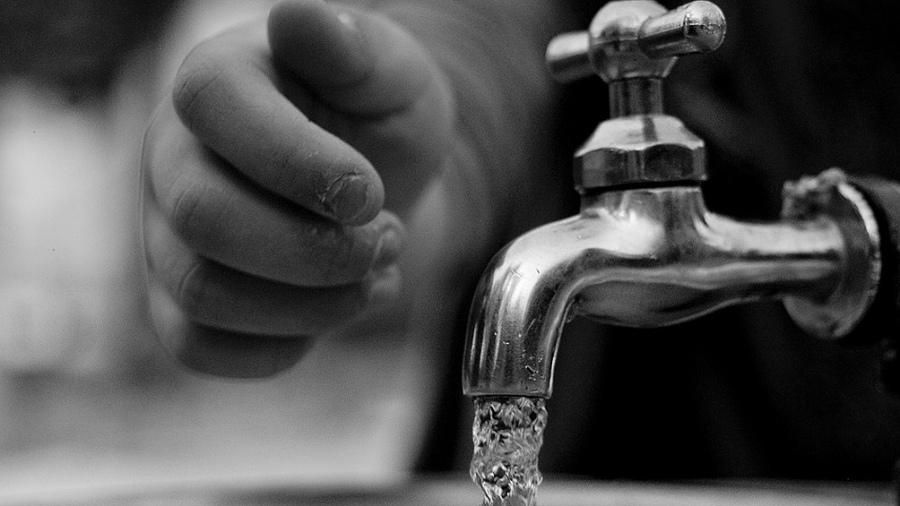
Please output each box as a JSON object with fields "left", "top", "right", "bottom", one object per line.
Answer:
{"left": 573, "top": 114, "right": 707, "bottom": 191}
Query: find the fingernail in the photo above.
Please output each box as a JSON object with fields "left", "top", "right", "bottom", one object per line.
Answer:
{"left": 372, "top": 227, "right": 403, "bottom": 270}
{"left": 368, "top": 267, "right": 402, "bottom": 309}
{"left": 334, "top": 8, "right": 358, "bottom": 34}
{"left": 328, "top": 3, "right": 376, "bottom": 80}
{"left": 327, "top": 4, "right": 367, "bottom": 61}
{"left": 327, "top": 174, "right": 373, "bottom": 224}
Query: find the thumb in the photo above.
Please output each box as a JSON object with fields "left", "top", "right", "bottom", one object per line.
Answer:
{"left": 267, "top": 0, "right": 454, "bottom": 212}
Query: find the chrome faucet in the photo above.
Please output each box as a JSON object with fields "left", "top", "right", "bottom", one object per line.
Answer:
{"left": 463, "top": 0, "right": 890, "bottom": 398}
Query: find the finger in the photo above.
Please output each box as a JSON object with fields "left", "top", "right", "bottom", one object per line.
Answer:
{"left": 143, "top": 195, "right": 401, "bottom": 336}
{"left": 146, "top": 273, "right": 310, "bottom": 379}
{"left": 268, "top": 0, "right": 444, "bottom": 116}
{"left": 171, "top": 19, "right": 383, "bottom": 225}
{"left": 268, "top": 0, "right": 454, "bottom": 212}
{"left": 143, "top": 102, "right": 404, "bottom": 287}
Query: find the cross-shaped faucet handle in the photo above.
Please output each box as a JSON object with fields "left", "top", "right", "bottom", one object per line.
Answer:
{"left": 546, "top": 1, "right": 726, "bottom": 83}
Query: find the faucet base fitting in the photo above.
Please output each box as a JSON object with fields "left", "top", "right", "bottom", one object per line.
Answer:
{"left": 781, "top": 169, "right": 881, "bottom": 341}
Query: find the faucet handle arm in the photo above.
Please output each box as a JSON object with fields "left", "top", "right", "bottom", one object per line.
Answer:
{"left": 546, "top": 1, "right": 726, "bottom": 83}
{"left": 545, "top": 31, "right": 593, "bottom": 83}
{"left": 637, "top": 1, "right": 726, "bottom": 59}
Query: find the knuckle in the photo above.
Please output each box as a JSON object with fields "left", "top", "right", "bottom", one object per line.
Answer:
{"left": 167, "top": 180, "right": 207, "bottom": 248}
{"left": 140, "top": 106, "right": 176, "bottom": 195}
{"left": 172, "top": 43, "right": 229, "bottom": 126}
{"left": 175, "top": 258, "right": 211, "bottom": 322}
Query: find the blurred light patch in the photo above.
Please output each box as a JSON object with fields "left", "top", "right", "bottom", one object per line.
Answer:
{"left": 0, "top": 81, "right": 132, "bottom": 374}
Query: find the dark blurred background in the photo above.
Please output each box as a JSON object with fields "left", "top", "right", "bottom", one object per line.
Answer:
{"left": 0, "top": 1, "right": 179, "bottom": 100}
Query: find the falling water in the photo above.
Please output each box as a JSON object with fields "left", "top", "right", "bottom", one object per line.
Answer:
{"left": 470, "top": 396, "right": 547, "bottom": 506}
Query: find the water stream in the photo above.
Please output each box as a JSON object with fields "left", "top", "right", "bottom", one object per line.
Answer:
{"left": 470, "top": 396, "right": 547, "bottom": 506}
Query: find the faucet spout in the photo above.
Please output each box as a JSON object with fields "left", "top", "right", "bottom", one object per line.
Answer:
{"left": 463, "top": 181, "right": 879, "bottom": 398}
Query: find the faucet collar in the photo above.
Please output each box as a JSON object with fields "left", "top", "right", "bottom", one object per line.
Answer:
{"left": 573, "top": 112, "right": 707, "bottom": 192}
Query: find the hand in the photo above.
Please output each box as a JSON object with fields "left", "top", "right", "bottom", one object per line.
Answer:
{"left": 141, "top": 0, "right": 454, "bottom": 378}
